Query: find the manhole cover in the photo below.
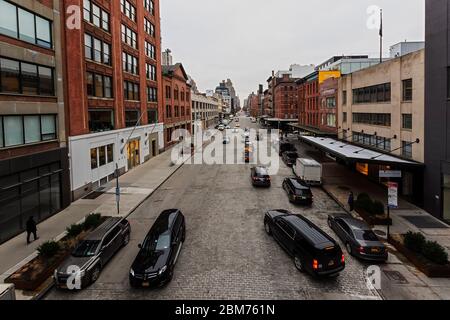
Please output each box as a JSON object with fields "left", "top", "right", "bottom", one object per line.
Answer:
{"left": 402, "top": 216, "right": 449, "bottom": 229}
{"left": 383, "top": 270, "right": 409, "bottom": 284}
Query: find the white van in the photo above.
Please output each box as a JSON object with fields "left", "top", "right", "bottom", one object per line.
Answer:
{"left": 293, "top": 158, "right": 322, "bottom": 186}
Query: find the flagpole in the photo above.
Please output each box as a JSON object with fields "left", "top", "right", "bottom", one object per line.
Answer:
{"left": 379, "top": 8, "right": 383, "bottom": 63}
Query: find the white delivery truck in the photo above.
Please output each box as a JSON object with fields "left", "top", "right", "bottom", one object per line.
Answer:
{"left": 293, "top": 158, "right": 322, "bottom": 186}
{"left": 0, "top": 284, "right": 16, "bottom": 300}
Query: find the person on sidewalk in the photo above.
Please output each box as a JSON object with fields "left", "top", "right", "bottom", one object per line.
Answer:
{"left": 348, "top": 192, "right": 355, "bottom": 212}
{"left": 26, "top": 216, "right": 38, "bottom": 245}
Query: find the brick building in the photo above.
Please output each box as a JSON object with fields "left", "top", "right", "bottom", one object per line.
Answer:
{"left": 162, "top": 63, "right": 191, "bottom": 146}
{"left": 62, "top": 0, "right": 164, "bottom": 200}
{"left": 298, "top": 71, "right": 320, "bottom": 129}
{"left": 0, "top": 0, "right": 70, "bottom": 243}
{"left": 318, "top": 77, "right": 339, "bottom": 134}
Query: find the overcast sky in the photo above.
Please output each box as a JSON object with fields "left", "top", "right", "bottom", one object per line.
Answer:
{"left": 160, "top": 0, "right": 424, "bottom": 101}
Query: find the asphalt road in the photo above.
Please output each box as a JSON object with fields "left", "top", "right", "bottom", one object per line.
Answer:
{"left": 45, "top": 116, "right": 380, "bottom": 300}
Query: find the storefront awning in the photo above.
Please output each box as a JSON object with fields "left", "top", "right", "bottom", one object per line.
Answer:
{"left": 301, "top": 136, "right": 424, "bottom": 167}
{"left": 266, "top": 118, "right": 297, "bottom": 122}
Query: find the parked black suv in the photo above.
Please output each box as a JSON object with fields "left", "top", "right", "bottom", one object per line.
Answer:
{"left": 282, "top": 177, "right": 313, "bottom": 205}
{"left": 279, "top": 142, "right": 296, "bottom": 156}
{"left": 282, "top": 151, "right": 299, "bottom": 167}
{"left": 251, "top": 166, "right": 271, "bottom": 187}
{"left": 130, "top": 209, "right": 186, "bottom": 288}
{"left": 54, "top": 217, "right": 131, "bottom": 289}
{"left": 264, "top": 210, "right": 345, "bottom": 277}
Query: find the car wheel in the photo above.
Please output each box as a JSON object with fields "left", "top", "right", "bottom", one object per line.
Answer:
{"left": 264, "top": 222, "right": 272, "bottom": 236}
{"left": 90, "top": 265, "right": 101, "bottom": 284}
{"left": 294, "top": 255, "right": 304, "bottom": 272}
{"left": 346, "top": 243, "right": 353, "bottom": 256}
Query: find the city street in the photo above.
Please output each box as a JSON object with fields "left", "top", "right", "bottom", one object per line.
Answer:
{"left": 45, "top": 117, "right": 380, "bottom": 300}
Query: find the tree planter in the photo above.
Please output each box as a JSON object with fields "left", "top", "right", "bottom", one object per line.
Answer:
{"left": 355, "top": 207, "right": 392, "bottom": 226}
{"left": 5, "top": 250, "right": 70, "bottom": 291}
{"left": 389, "top": 234, "right": 450, "bottom": 278}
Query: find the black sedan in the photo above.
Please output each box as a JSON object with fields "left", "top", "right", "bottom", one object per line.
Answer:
{"left": 130, "top": 209, "right": 186, "bottom": 288}
{"left": 327, "top": 215, "right": 388, "bottom": 262}
{"left": 282, "top": 151, "right": 299, "bottom": 167}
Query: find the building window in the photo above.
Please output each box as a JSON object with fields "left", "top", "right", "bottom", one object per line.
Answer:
{"left": 352, "top": 83, "right": 391, "bottom": 104}
{"left": 342, "top": 90, "right": 347, "bottom": 105}
{"left": 326, "top": 97, "right": 336, "bottom": 108}
{"left": 123, "top": 81, "right": 140, "bottom": 101}
{"left": 402, "top": 114, "right": 413, "bottom": 130}
{"left": 86, "top": 72, "right": 113, "bottom": 98}
{"left": 352, "top": 113, "right": 391, "bottom": 126}
{"left": 91, "top": 144, "right": 114, "bottom": 169}
{"left": 83, "top": 0, "right": 109, "bottom": 32}
{"left": 146, "top": 63, "right": 156, "bottom": 81}
{"left": 0, "top": 115, "right": 57, "bottom": 148}
{"left": 144, "top": 18, "right": 155, "bottom": 37}
{"left": 147, "top": 109, "right": 158, "bottom": 124}
{"left": 165, "top": 105, "right": 172, "bottom": 118}
{"left": 121, "top": 24, "right": 137, "bottom": 49}
{"left": 88, "top": 109, "right": 114, "bottom": 132}
{"left": 84, "top": 34, "right": 111, "bottom": 66}
{"left": 402, "top": 141, "right": 413, "bottom": 158}
{"left": 121, "top": 0, "right": 136, "bottom": 22}
{"left": 147, "top": 86, "right": 157, "bottom": 102}
{"left": 165, "top": 85, "right": 172, "bottom": 99}
{"left": 0, "top": 57, "right": 54, "bottom": 96}
{"left": 122, "top": 52, "right": 139, "bottom": 75}
{"left": 402, "top": 78, "right": 413, "bottom": 101}
{"left": 125, "top": 110, "right": 140, "bottom": 128}
{"left": 145, "top": 41, "right": 156, "bottom": 60}
{"left": 353, "top": 131, "right": 391, "bottom": 152}
{"left": 0, "top": 0, "right": 52, "bottom": 48}
{"left": 144, "top": 0, "right": 155, "bottom": 15}
{"left": 342, "top": 112, "right": 347, "bottom": 123}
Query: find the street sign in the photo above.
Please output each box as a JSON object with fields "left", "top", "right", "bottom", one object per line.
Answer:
{"left": 388, "top": 182, "right": 398, "bottom": 208}
{"left": 379, "top": 170, "right": 402, "bottom": 178}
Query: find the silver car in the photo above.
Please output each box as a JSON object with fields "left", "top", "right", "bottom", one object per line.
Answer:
{"left": 54, "top": 217, "right": 130, "bottom": 289}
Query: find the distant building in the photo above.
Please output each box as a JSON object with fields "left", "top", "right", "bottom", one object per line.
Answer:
{"left": 191, "top": 93, "right": 220, "bottom": 132}
{"left": 390, "top": 41, "right": 425, "bottom": 58}
{"left": 162, "top": 49, "right": 173, "bottom": 66}
{"left": 162, "top": 63, "right": 192, "bottom": 147}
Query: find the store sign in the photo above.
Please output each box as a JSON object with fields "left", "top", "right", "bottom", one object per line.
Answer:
{"left": 388, "top": 182, "right": 398, "bottom": 208}
{"left": 379, "top": 170, "right": 402, "bottom": 178}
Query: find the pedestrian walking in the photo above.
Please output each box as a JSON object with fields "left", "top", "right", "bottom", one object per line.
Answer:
{"left": 26, "top": 216, "right": 38, "bottom": 244}
{"left": 348, "top": 192, "right": 354, "bottom": 212}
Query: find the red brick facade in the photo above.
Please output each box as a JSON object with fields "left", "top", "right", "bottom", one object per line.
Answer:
{"left": 318, "top": 77, "right": 339, "bottom": 134}
{"left": 272, "top": 74, "right": 298, "bottom": 120}
{"left": 162, "top": 64, "right": 192, "bottom": 146}
{"left": 62, "top": 0, "right": 163, "bottom": 136}
{"left": 298, "top": 72, "right": 320, "bottom": 128}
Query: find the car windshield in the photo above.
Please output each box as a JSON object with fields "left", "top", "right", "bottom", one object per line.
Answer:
{"left": 72, "top": 240, "right": 100, "bottom": 257}
{"left": 142, "top": 233, "right": 171, "bottom": 252}
{"left": 295, "top": 188, "right": 312, "bottom": 196}
{"left": 353, "top": 230, "right": 379, "bottom": 242}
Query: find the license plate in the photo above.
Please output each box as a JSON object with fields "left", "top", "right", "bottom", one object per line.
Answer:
{"left": 142, "top": 282, "right": 150, "bottom": 287}
{"left": 328, "top": 260, "right": 335, "bottom": 266}
{"left": 371, "top": 248, "right": 380, "bottom": 253}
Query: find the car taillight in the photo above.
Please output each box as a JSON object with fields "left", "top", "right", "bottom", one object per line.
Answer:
{"left": 312, "top": 259, "right": 319, "bottom": 270}
{"left": 341, "top": 254, "right": 345, "bottom": 263}
{"left": 358, "top": 246, "right": 365, "bottom": 253}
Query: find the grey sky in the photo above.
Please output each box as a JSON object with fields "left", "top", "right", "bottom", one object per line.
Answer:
{"left": 160, "top": 0, "right": 424, "bottom": 100}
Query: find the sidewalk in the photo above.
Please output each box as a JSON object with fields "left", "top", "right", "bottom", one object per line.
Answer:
{"left": 0, "top": 146, "right": 186, "bottom": 283}
{"left": 321, "top": 161, "right": 450, "bottom": 300}
{"left": 283, "top": 136, "right": 450, "bottom": 299}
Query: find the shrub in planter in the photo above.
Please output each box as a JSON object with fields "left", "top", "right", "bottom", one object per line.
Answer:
{"left": 83, "top": 213, "right": 102, "bottom": 231}
{"left": 422, "top": 241, "right": 449, "bottom": 265}
{"left": 37, "top": 241, "right": 60, "bottom": 259}
{"left": 372, "top": 200, "right": 385, "bottom": 216}
{"left": 66, "top": 223, "right": 84, "bottom": 239}
{"left": 404, "top": 231, "right": 426, "bottom": 253}
{"left": 355, "top": 194, "right": 373, "bottom": 212}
